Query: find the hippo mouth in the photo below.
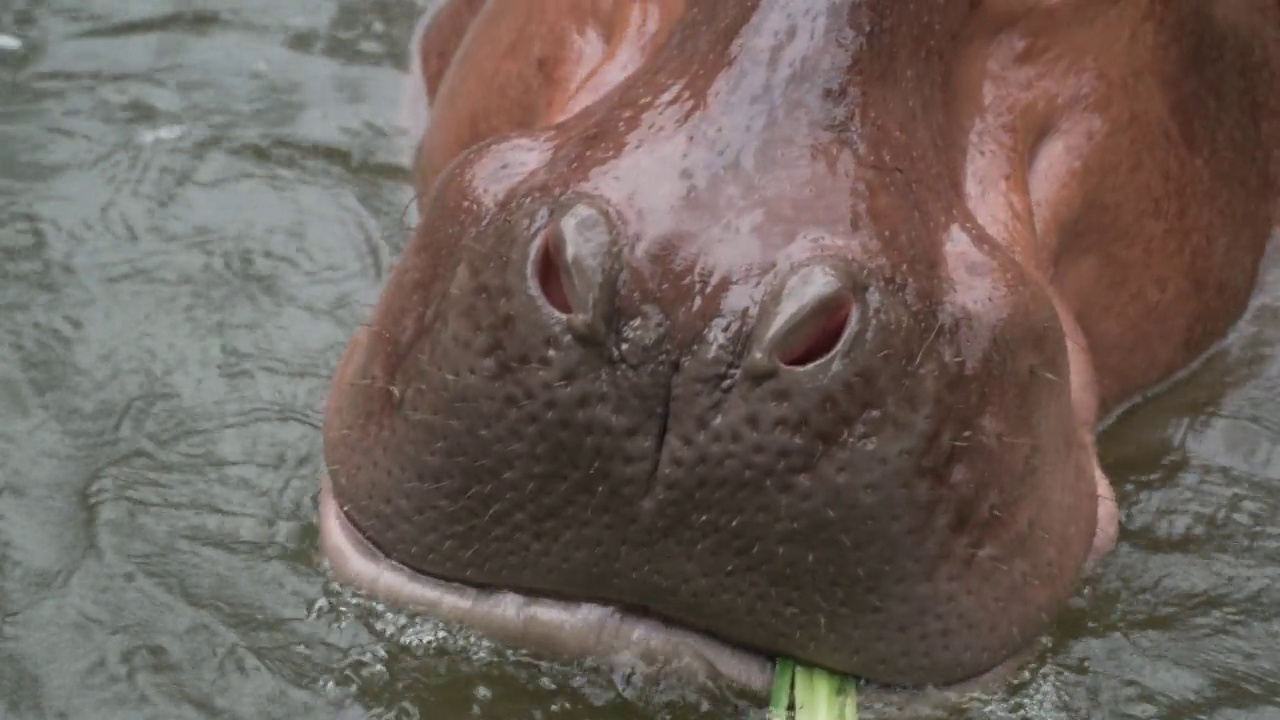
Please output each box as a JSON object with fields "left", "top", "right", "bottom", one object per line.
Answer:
{"left": 317, "top": 475, "right": 774, "bottom": 692}
{"left": 317, "top": 475, "right": 1035, "bottom": 712}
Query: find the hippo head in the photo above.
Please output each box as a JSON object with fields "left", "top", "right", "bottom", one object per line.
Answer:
{"left": 320, "top": 0, "right": 1108, "bottom": 700}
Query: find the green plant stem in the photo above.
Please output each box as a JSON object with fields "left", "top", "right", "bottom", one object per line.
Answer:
{"left": 769, "top": 659, "right": 858, "bottom": 720}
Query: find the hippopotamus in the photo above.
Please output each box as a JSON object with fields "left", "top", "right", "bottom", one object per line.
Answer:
{"left": 317, "top": 0, "right": 1280, "bottom": 707}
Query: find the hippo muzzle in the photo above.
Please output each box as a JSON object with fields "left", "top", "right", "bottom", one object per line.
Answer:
{"left": 321, "top": 110, "right": 1100, "bottom": 692}
{"left": 311, "top": 0, "right": 1280, "bottom": 705}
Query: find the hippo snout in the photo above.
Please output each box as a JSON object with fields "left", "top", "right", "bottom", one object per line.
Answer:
{"left": 322, "top": 135, "right": 1099, "bottom": 689}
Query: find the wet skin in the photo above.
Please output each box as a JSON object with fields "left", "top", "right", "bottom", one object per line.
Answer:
{"left": 318, "top": 0, "right": 1280, "bottom": 702}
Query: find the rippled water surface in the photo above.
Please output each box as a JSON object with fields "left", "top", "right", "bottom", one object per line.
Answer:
{"left": 1, "top": 1, "right": 1278, "bottom": 718}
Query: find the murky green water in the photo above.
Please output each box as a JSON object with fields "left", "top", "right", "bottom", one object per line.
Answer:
{"left": 1, "top": 1, "right": 1277, "bottom": 718}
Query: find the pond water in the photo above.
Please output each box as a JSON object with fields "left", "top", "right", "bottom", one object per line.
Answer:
{"left": 1, "top": 1, "right": 1278, "bottom": 718}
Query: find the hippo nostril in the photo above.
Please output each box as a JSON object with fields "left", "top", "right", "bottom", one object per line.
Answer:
{"left": 535, "top": 230, "right": 574, "bottom": 315}
{"left": 776, "top": 296, "right": 853, "bottom": 368}
{"left": 529, "top": 198, "right": 620, "bottom": 343}
{"left": 745, "top": 263, "right": 862, "bottom": 378}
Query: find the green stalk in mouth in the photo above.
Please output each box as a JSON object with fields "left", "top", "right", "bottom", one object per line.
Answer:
{"left": 769, "top": 658, "right": 859, "bottom": 720}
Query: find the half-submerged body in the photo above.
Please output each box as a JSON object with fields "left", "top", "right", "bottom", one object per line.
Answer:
{"left": 319, "top": 0, "right": 1280, "bottom": 707}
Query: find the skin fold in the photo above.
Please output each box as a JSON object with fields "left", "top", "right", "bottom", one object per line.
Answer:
{"left": 318, "top": 0, "right": 1279, "bottom": 705}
